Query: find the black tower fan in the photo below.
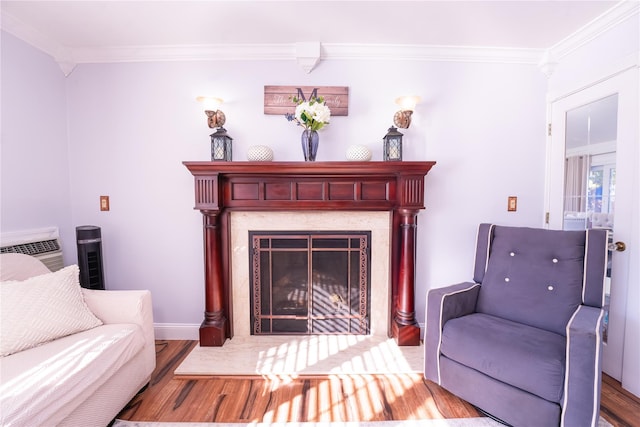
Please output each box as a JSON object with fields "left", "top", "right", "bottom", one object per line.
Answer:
{"left": 76, "top": 225, "right": 105, "bottom": 290}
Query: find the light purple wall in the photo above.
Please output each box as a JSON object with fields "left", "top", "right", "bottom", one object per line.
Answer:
{"left": 415, "top": 61, "right": 547, "bottom": 318}
{"left": 64, "top": 59, "right": 547, "bottom": 326}
{"left": 2, "top": 31, "right": 547, "bottom": 328}
{"left": 0, "top": 32, "right": 75, "bottom": 262}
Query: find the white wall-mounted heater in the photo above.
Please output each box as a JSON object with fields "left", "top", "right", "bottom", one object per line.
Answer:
{"left": 0, "top": 227, "right": 64, "bottom": 272}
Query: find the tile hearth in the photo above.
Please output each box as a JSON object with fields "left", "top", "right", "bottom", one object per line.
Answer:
{"left": 174, "top": 335, "right": 423, "bottom": 377}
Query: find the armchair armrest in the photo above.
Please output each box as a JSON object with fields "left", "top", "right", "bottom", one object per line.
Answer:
{"left": 424, "top": 282, "right": 480, "bottom": 384}
{"left": 562, "top": 305, "right": 604, "bottom": 427}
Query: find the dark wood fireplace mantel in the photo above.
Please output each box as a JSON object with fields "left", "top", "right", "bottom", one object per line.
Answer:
{"left": 184, "top": 161, "right": 436, "bottom": 346}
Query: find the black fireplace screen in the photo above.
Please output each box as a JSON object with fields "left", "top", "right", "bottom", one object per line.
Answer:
{"left": 249, "top": 231, "right": 371, "bottom": 335}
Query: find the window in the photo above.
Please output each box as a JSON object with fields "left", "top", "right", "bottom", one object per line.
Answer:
{"left": 588, "top": 153, "right": 616, "bottom": 214}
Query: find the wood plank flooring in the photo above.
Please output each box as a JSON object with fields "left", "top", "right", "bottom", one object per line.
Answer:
{"left": 116, "top": 340, "right": 640, "bottom": 426}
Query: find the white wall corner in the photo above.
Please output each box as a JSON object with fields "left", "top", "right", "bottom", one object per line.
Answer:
{"left": 295, "top": 41, "right": 321, "bottom": 73}
{"left": 154, "top": 323, "right": 200, "bottom": 340}
{"left": 1, "top": 9, "right": 75, "bottom": 76}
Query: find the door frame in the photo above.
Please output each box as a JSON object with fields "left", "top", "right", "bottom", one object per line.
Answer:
{"left": 544, "top": 66, "right": 639, "bottom": 393}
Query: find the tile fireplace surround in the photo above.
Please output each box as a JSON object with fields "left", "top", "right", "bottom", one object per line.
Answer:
{"left": 231, "top": 211, "right": 388, "bottom": 338}
{"left": 184, "top": 161, "right": 435, "bottom": 347}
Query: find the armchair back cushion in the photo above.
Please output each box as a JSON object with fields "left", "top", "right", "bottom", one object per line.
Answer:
{"left": 474, "top": 225, "right": 590, "bottom": 335}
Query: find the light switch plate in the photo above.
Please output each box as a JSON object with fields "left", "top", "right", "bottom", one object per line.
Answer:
{"left": 100, "top": 195, "right": 110, "bottom": 211}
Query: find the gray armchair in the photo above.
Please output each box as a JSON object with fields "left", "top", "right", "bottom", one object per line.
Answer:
{"left": 425, "top": 223, "right": 608, "bottom": 427}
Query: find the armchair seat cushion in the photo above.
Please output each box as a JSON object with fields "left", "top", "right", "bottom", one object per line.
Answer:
{"left": 441, "top": 312, "right": 566, "bottom": 403}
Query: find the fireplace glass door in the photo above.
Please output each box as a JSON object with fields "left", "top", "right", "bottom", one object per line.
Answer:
{"left": 249, "top": 232, "right": 371, "bottom": 335}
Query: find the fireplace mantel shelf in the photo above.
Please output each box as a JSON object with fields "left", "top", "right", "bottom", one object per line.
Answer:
{"left": 185, "top": 161, "right": 435, "bottom": 175}
{"left": 184, "top": 160, "right": 436, "bottom": 346}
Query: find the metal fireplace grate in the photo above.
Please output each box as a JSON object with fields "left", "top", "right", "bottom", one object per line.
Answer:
{"left": 250, "top": 231, "right": 371, "bottom": 336}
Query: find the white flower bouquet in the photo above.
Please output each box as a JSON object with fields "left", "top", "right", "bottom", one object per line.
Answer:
{"left": 285, "top": 96, "right": 331, "bottom": 132}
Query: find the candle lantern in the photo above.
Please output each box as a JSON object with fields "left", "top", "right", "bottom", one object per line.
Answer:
{"left": 210, "top": 127, "right": 233, "bottom": 161}
{"left": 383, "top": 126, "right": 403, "bottom": 161}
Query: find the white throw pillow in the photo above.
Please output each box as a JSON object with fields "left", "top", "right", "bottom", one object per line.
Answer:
{"left": 0, "top": 264, "right": 103, "bottom": 356}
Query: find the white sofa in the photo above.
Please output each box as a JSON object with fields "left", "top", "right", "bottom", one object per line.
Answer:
{"left": 0, "top": 253, "right": 156, "bottom": 427}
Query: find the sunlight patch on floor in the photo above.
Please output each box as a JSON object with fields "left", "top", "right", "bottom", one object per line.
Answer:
{"left": 174, "top": 335, "right": 423, "bottom": 377}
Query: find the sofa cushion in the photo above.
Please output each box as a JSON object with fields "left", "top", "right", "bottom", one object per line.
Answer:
{"left": 441, "top": 313, "right": 566, "bottom": 403}
{"left": 476, "top": 225, "right": 585, "bottom": 335}
{"left": 0, "top": 323, "right": 145, "bottom": 426}
{"left": 0, "top": 253, "right": 51, "bottom": 281}
{"left": 0, "top": 264, "right": 102, "bottom": 356}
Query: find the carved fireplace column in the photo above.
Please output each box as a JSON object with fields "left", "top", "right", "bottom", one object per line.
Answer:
{"left": 200, "top": 210, "right": 228, "bottom": 346}
{"left": 392, "top": 207, "right": 421, "bottom": 346}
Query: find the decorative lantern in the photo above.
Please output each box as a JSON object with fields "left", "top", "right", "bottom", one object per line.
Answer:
{"left": 210, "top": 127, "right": 233, "bottom": 161}
{"left": 383, "top": 126, "right": 403, "bottom": 161}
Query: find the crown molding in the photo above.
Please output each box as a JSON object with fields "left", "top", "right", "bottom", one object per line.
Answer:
{"left": 547, "top": 0, "right": 639, "bottom": 61}
{"left": 2, "top": 1, "right": 637, "bottom": 75}
{"left": 69, "top": 43, "right": 296, "bottom": 63}
{"left": 46, "top": 43, "right": 546, "bottom": 66}
{"left": 322, "top": 43, "right": 544, "bottom": 64}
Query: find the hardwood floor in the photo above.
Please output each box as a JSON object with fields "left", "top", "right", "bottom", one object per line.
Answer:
{"left": 600, "top": 374, "right": 640, "bottom": 427}
{"left": 117, "top": 340, "right": 640, "bottom": 426}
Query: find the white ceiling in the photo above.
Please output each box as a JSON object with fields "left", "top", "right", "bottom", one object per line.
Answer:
{"left": 2, "top": 1, "right": 627, "bottom": 145}
{"left": 1, "top": 1, "right": 624, "bottom": 55}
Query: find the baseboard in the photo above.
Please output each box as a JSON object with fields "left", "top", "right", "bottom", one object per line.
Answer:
{"left": 154, "top": 323, "right": 200, "bottom": 340}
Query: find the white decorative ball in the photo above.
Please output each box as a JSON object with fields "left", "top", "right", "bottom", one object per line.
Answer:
{"left": 346, "top": 144, "right": 372, "bottom": 161}
{"left": 247, "top": 145, "right": 274, "bottom": 161}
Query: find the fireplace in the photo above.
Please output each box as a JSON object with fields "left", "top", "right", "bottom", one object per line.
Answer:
{"left": 249, "top": 231, "right": 371, "bottom": 335}
{"left": 184, "top": 161, "right": 435, "bottom": 346}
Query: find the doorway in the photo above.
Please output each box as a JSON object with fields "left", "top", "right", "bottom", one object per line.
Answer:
{"left": 546, "top": 69, "right": 638, "bottom": 383}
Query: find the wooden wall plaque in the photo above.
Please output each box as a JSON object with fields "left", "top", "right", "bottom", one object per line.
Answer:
{"left": 264, "top": 85, "right": 349, "bottom": 116}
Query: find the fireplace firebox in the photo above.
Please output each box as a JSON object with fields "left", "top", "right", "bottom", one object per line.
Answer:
{"left": 250, "top": 231, "right": 371, "bottom": 335}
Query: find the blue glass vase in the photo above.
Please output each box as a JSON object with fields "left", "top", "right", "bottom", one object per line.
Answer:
{"left": 301, "top": 129, "right": 319, "bottom": 161}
